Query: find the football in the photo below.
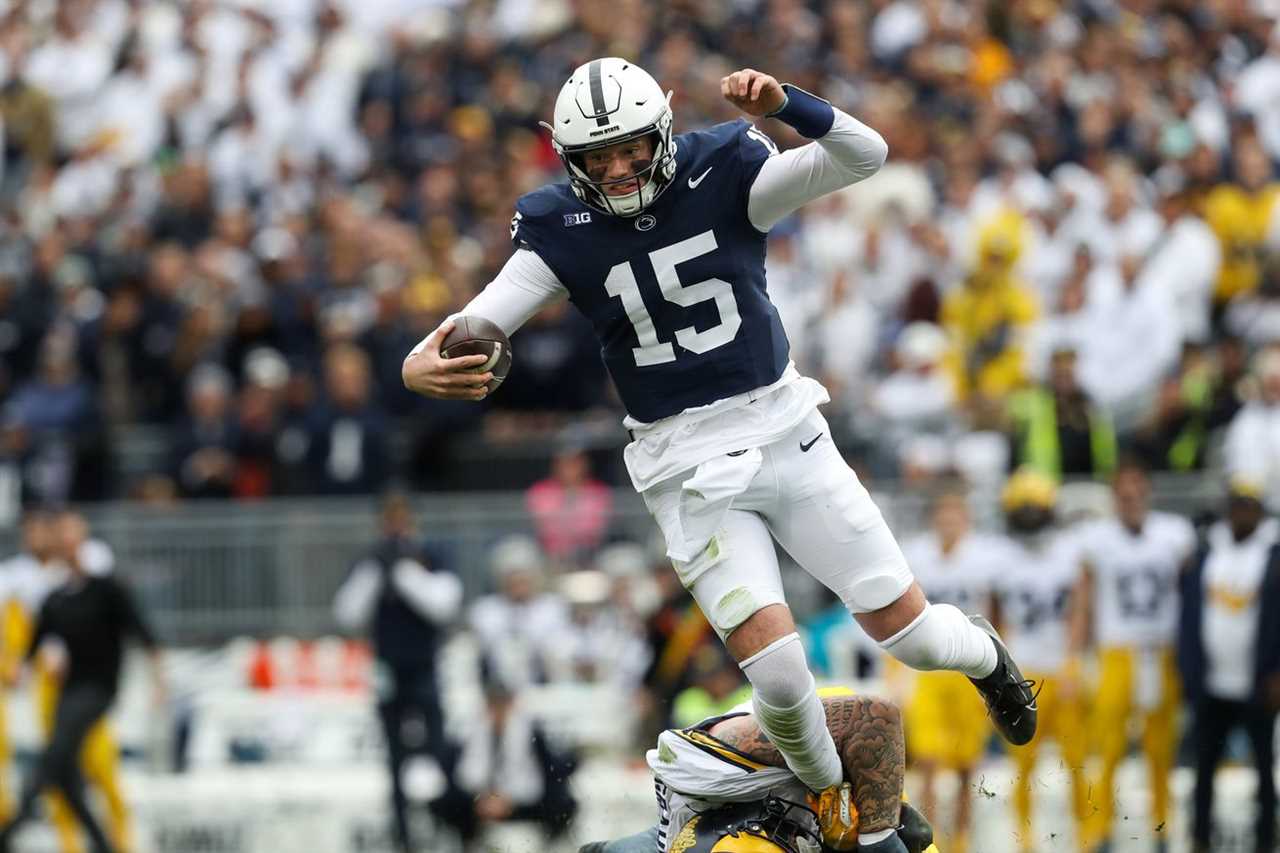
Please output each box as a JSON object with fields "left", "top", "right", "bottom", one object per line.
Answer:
{"left": 440, "top": 316, "right": 512, "bottom": 393}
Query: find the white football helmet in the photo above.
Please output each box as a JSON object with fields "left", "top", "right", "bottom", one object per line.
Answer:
{"left": 541, "top": 58, "right": 678, "bottom": 217}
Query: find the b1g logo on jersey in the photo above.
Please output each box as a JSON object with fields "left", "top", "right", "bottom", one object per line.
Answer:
{"left": 635, "top": 214, "right": 657, "bottom": 231}
{"left": 563, "top": 211, "right": 592, "bottom": 227}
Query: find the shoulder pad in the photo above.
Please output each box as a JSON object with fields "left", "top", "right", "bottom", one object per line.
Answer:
{"left": 677, "top": 119, "right": 764, "bottom": 160}
{"left": 511, "top": 185, "right": 576, "bottom": 253}
{"left": 515, "top": 185, "right": 566, "bottom": 218}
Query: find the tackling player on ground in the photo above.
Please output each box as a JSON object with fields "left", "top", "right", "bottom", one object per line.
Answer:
{"left": 580, "top": 688, "right": 937, "bottom": 853}
{"left": 402, "top": 59, "right": 1037, "bottom": 850}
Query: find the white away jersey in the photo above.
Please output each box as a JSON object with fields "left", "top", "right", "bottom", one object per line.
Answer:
{"left": 991, "top": 533, "right": 1082, "bottom": 674}
{"left": 901, "top": 532, "right": 1000, "bottom": 617}
{"left": 0, "top": 541, "right": 116, "bottom": 617}
{"left": 1075, "top": 513, "right": 1196, "bottom": 648}
{"left": 0, "top": 553, "right": 48, "bottom": 614}
{"left": 647, "top": 713, "right": 798, "bottom": 804}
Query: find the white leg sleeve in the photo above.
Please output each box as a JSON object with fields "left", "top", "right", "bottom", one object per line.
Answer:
{"left": 878, "top": 603, "right": 997, "bottom": 679}
{"left": 740, "top": 634, "right": 842, "bottom": 792}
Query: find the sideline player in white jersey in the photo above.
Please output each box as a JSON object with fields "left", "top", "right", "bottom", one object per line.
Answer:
{"left": 1070, "top": 460, "right": 1195, "bottom": 853}
{"left": 402, "top": 60, "right": 1037, "bottom": 849}
{"left": 897, "top": 487, "right": 998, "bottom": 853}
{"left": 580, "top": 687, "right": 938, "bottom": 853}
{"left": 988, "top": 471, "right": 1088, "bottom": 853}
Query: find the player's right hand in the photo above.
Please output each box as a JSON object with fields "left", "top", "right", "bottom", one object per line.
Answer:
{"left": 401, "top": 320, "right": 494, "bottom": 401}
{"left": 721, "top": 68, "right": 786, "bottom": 116}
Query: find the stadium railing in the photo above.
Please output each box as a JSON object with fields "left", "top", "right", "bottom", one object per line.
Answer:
{"left": 0, "top": 473, "right": 1231, "bottom": 645}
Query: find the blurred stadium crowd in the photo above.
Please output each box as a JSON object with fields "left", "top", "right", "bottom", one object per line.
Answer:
{"left": 0, "top": 0, "right": 1279, "bottom": 507}
{"left": 1, "top": 1, "right": 1279, "bottom": 851}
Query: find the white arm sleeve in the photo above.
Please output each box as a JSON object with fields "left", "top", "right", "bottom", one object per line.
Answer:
{"left": 391, "top": 559, "right": 463, "bottom": 625}
{"left": 457, "top": 249, "right": 569, "bottom": 336}
{"left": 407, "top": 249, "right": 568, "bottom": 359}
{"left": 333, "top": 560, "right": 383, "bottom": 631}
{"left": 747, "top": 109, "right": 889, "bottom": 232}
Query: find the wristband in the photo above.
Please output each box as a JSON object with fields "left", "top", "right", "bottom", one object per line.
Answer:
{"left": 765, "top": 83, "right": 835, "bottom": 138}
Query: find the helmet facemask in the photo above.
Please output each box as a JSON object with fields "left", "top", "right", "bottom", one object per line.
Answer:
{"left": 711, "top": 795, "right": 824, "bottom": 853}
{"left": 543, "top": 92, "right": 677, "bottom": 218}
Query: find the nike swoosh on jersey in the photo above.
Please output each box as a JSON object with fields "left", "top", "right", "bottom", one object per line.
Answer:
{"left": 800, "top": 433, "right": 823, "bottom": 452}
{"left": 687, "top": 167, "right": 713, "bottom": 189}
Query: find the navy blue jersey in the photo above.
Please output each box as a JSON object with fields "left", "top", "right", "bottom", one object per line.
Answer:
{"left": 511, "top": 119, "right": 790, "bottom": 423}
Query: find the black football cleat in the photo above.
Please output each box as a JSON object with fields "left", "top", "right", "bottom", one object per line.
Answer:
{"left": 897, "top": 801, "right": 935, "bottom": 853}
{"left": 967, "top": 615, "right": 1038, "bottom": 746}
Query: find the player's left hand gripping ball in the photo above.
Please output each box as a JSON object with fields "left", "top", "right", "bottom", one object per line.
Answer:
{"left": 807, "top": 782, "right": 859, "bottom": 850}
{"left": 721, "top": 68, "right": 786, "bottom": 116}
{"left": 402, "top": 316, "right": 511, "bottom": 400}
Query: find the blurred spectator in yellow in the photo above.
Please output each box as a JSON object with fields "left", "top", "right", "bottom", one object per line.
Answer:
{"left": 1206, "top": 138, "right": 1280, "bottom": 308}
{"left": 942, "top": 209, "right": 1039, "bottom": 403}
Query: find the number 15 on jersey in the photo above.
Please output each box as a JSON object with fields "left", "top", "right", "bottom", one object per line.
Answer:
{"left": 604, "top": 229, "right": 743, "bottom": 367}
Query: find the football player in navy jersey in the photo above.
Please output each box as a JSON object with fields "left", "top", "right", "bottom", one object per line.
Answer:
{"left": 403, "top": 59, "right": 1036, "bottom": 852}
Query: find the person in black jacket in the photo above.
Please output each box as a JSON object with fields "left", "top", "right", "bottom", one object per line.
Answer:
{"left": 332, "top": 492, "right": 461, "bottom": 853}
{"left": 1179, "top": 479, "right": 1280, "bottom": 853}
{"left": 0, "top": 510, "right": 164, "bottom": 853}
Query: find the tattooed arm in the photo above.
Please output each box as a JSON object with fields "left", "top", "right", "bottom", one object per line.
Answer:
{"left": 708, "top": 695, "right": 906, "bottom": 833}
